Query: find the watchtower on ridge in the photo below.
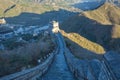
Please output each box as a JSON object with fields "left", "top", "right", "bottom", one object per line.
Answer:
{"left": 0, "top": 18, "right": 6, "bottom": 25}
{"left": 49, "top": 21, "right": 60, "bottom": 33}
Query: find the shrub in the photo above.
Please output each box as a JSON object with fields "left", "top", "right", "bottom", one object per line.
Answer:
{"left": 0, "top": 35, "right": 55, "bottom": 77}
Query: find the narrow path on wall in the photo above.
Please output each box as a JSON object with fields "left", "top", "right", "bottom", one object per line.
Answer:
{"left": 38, "top": 33, "right": 77, "bottom": 80}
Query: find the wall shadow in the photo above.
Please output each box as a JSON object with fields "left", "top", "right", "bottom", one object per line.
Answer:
{"left": 60, "top": 14, "right": 115, "bottom": 50}
{"left": 4, "top": 4, "right": 16, "bottom": 14}
{"left": 60, "top": 12, "right": 120, "bottom": 53}
{"left": 5, "top": 9, "right": 78, "bottom": 26}
{"left": 108, "top": 38, "right": 120, "bottom": 53}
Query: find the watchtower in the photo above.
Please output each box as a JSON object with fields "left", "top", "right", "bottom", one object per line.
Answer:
{"left": 51, "top": 21, "right": 59, "bottom": 33}
{"left": 48, "top": 21, "right": 60, "bottom": 33}
{"left": 0, "top": 18, "right": 6, "bottom": 25}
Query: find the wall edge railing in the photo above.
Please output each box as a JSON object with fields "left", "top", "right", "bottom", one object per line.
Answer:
{"left": 0, "top": 46, "right": 59, "bottom": 80}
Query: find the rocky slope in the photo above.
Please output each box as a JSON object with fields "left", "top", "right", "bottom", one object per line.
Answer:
{"left": 83, "top": 3, "right": 120, "bottom": 25}
{"left": 0, "top": 0, "right": 57, "bottom": 17}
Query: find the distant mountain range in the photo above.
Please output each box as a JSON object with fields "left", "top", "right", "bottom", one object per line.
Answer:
{"left": 107, "top": 0, "right": 120, "bottom": 7}
{"left": 12, "top": 0, "right": 120, "bottom": 6}
{"left": 73, "top": 0, "right": 105, "bottom": 11}
{"left": 24, "top": 0, "right": 103, "bottom": 4}
{"left": 61, "top": 3, "right": 120, "bottom": 53}
{"left": 11, "top": 0, "right": 94, "bottom": 4}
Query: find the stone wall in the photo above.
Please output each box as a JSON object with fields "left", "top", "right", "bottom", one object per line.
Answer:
{"left": 0, "top": 47, "right": 59, "bottom": 80}
{"left": 98, "top": 60, "right": 115, "bottom": 80}
{"left": 64, "top": 48, "right": 119, "bottom": 80}
{"left": 64, "top": 48, "right": 101, "bottom": 80}
{"left": 98, "top": 51, "right": 119, "bottom": 80}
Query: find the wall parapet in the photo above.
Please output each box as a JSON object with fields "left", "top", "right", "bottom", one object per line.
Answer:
{"left": 64, "top": 48, "right": 118, "bottom": 80}
{"left": 98, "top": 52, "right": 118, "bottom": 80}
{"left": 64, "top": 48, "right": 101, "bottom": 80}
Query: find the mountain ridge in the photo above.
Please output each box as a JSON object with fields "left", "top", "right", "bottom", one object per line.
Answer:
{"left": 61, "top": 3, "right": 120, "bottom": 53}
{"left": 83, "top": 3, "right": 120, "bottom": 25}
